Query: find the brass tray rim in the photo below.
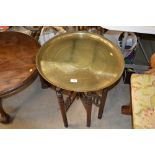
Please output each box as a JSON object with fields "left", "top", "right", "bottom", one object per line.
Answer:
{"left": 36, "top": 31, "right": 125, "bottom": 92}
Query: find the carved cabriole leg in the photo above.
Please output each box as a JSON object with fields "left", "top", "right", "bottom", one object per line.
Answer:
{"left": 0, "top": 98, "right": 11, "bottom": 123}
{"left": 98, "top": 89, "right": 108, "bottom": 119}
{"left": 85, "top": 92, "right": 92, "bottom": 127}
{"left": 55, "top": 88, "right": 68, "bottom": 127}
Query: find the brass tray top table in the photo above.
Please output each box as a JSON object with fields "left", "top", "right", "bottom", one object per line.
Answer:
{"left": 0, "top": 32, "right": 40, "bottom": 123}
{"left": 37, "top": 32, "right": 124, "bottom": 127}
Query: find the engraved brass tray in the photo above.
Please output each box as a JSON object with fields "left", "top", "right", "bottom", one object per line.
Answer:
{"left": 36, "top": 32, "right": 124, "bottom": 92}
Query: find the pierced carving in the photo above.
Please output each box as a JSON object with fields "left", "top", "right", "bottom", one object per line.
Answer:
{"left": 55, "top": 87, "right": 108, "bottom": 127}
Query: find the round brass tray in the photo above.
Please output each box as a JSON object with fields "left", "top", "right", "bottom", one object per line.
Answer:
{"left": 36, "top": 32, "right": 124, "bottom": 92}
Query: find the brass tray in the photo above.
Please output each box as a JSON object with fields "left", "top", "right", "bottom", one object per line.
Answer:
{"left": 36, "top": 32, "right": 124, "bottom": 92}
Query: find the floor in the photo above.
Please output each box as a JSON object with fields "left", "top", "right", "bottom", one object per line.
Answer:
{"left": 0, "top": 77, "right": 131, "bottom": 129}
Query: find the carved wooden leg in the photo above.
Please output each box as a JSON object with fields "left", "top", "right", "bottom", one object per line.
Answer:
{"left": 86, "top": 92, "right": 92, "bottom": 127}
{"left": 98, "top": 89, "right": 108, "bottom": 119}
{"left": 55, "top": 88, "right": 68, "bottom": 127}
{"left": 0, "top": 98, "right": 11, "bottom": 124}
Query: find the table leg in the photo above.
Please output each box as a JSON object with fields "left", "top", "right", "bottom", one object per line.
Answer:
{"left": 86, "top": 92, "right": 92, "bottom": 127}
{"left": 55, "top": 88, "right": 68, "bottom": 127}
{"left": 0, "top": 98, "right": 11, "bottom": 124}
{"left": 121, "top": 104, "right": 132, "bottom": 115}
{"left": 98, "top": 89, "right": 108, "bottom": 119}
{"left": 39, "top": 75, "right": 50, "bottom": 89}
{"left": 121, "top": 85, "right": 132, "bottom": 115}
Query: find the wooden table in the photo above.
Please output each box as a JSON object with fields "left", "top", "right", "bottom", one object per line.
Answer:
{"left": 0, "top": 32, "right": 40, "bottom": 123}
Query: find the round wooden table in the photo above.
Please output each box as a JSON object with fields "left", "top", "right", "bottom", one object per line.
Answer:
{"left": 0, "top": 32, "right": 40, "bottom": 123}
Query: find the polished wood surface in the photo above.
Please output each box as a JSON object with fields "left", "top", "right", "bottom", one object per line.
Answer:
{"left": 0, "top": 32, "right": 40, "bottom": 97}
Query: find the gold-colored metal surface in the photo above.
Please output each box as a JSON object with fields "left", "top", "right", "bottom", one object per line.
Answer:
{"left": 36, "top": 32, "right": 124, "bottom": 92}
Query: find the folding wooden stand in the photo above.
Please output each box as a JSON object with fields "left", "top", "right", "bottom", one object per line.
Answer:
{"left": 55, "top": 87, "right": 108, "bottom": 127}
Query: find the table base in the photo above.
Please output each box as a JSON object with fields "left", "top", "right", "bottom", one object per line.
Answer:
{"left": 55, "top": 88, "right": 108, "bottom": 127}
